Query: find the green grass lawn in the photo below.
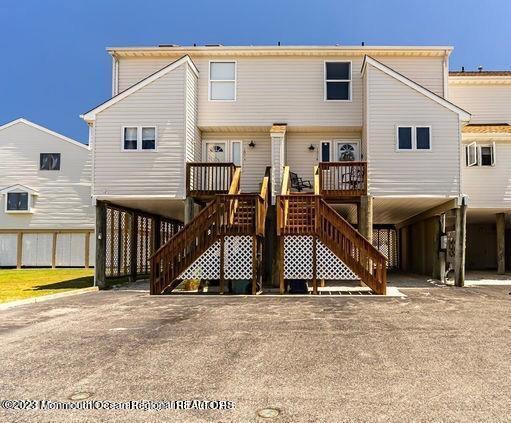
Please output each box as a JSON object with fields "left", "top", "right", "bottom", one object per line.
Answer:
{"left": 0, "top": 268, "right": 94, "bottom": 304}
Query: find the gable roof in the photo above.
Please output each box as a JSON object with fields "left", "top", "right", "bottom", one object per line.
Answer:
{"left": 0, "top": 118, "right": 89, "bottom": 150}
{"left": 361, "top": 56, "right": 471, "bottom": 121}
{"left": 0, "top": 184, "right": 39, "bottom": 195}
{"left": 81, "top": 55, "right": 198, "bottom": 123}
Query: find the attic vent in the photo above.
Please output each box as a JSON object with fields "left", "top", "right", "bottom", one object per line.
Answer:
{"left": 158, "top": 44, "right": 179, "bottom": 47}
{"left": 205, "top": 44, "right": 223, "bottom": 47}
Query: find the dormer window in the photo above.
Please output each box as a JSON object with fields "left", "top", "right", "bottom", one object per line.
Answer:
{"left": 1, "top": 184, "right": 38, "bottom": 213}
{"left": 40, "top": 153, "right": 61, "bottom": 170}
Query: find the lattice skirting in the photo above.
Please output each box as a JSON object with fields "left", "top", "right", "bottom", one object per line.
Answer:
{"left": 284, "top": 236, "right": 358, "bottom": 280}
{"left": 179, "top": 236, "right": 253, "bottom": 280}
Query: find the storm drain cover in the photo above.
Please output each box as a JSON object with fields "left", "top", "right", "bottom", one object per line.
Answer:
{"left": 68, "top": 392, "right": 93, "bottom": 401}
{"left": 257, "top": 408, "right": 280, "bottom": 418}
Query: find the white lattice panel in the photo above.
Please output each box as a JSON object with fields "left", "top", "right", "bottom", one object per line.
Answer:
{"left": 284, "top": 236, "right": 313, "bottom": 279}
{"left": 225, "top": 236, "right": 252, "bottom": 279}
{"left": 180, "top": 241, "right": 220, "bottom": 280}
{"left": 317, "top": 240, "right": 358, "bottom": 280}
{"left": 284, "top": 236, "right": 358, "bottom": 280}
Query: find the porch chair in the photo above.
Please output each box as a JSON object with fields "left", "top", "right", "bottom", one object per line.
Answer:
{"left": 290, "top": 172, "right": 313, "bottom": 192}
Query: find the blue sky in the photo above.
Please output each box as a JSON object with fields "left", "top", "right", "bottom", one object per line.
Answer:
{"left": 0, "top": 0, "right": 509, "bottom": 142}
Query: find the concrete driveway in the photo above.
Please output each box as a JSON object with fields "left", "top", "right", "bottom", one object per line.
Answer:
{"left": 0, "top": 281, "right": 510, "bottom": 422}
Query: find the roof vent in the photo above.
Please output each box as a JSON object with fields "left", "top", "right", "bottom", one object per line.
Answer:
{"left": 205, "top": 44, "right": 223, "bottom": 47}
{"left": 158, "top": 44, "right": 179, "bottom": 47}
{"left": 478, "top": 66, "right": 483, "bottom": 72}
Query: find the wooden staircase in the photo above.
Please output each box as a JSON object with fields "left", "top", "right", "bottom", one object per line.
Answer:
{"left": 150, "top": 166, "right": 270, "bottom": 295}
{"left": 277, "top": 166, "right": 387, "bottom": 295}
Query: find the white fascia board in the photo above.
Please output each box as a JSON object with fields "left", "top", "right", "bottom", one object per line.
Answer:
{"left": 0, "top": 118, "right": 89, "bottom": 150}
{"left": 0, "top": 184, "right": 39, "bottom": 195}
{"left": 361, "top": 55, "right": 471, "bottom": 122}
{"left": 81, "top": 55, "right": 198, "bottom": 123}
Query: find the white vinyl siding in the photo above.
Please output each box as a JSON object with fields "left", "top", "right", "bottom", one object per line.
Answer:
{"left": 462, "top": 141, "right": 511, "bottom": 208}
{"left": 449, "top": 84, "right": 511, "bottom": 124}
{"left": 93, "top": 62, "right": 191, "bottom": 198}
{"left": 56, "top": 233, "right": 87, "bottom": 267}
{"left": 116, "top": 54, "right": 445, "bottom": 128}
{"left": 365, "top": 64, "right": 460, "bottom": 197}
{"left": 185, "top": 64, "right": 201, "bottom": 163}
{"left": 0, "top": 234, "right": 17, "bottom": 266}
{"left": 22, "top": 233, "right": 53, "bottom": 267}
{"left": 0, "top": 122, "right": 94, "bottom": 230}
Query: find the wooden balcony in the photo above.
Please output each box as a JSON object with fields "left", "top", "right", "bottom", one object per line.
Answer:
{"left": 186, "top": 162, "right": 237, "bottom": 201}
{"left": 317, "top": 161, "right": 367, "bottom": 202}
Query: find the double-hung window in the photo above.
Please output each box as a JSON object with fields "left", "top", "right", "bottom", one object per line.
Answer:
{"left": 122, "top": 126, "right": 157, "bottom": 151}
{"left": 465, "top": 142, "right": 495, "bottom": 167}
{"left": 325, "top": 62, "right": 351, "bottom": 101}
{"left": 397, "top": 126, "right": 431, "bottom": 151}
{"left": 209, "top": 62, "right": 236, "bottom": 101}
{"left": 40, "top": 153, "right": 61, "bottom": 170}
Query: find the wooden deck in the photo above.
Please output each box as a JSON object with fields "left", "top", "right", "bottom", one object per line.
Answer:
{"left": 317, "top": 161, "right": 367, "bottom": 202}
{"left": 186, "top": 162, "right": 237, "bottom": 201}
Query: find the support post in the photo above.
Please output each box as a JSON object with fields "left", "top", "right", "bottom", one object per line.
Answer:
{"left": 496, "top": 213, "right": 506, "bottom": 274}
{"left": 252, "top": 236, "right": 258, "bottom": 295}
{"left": 359, "top": 195, "right": 373, "bottom": 242}
{"left": 130, "top": 212, "right": 138, "bottom": 282}
{"left": 184, "top": 197, "right": 195, "bottom": 224}
{"left": 152, "top": 215, "right": 161, "bottom": 253}
{"left": 438, "top": 214, "right": 446, "bottom": 282}
{"left": 16, "top": 232, "right": 23, "bottom": 269}
{"left": 432, "top": 217, "right": 441, "bottom": 279}
{"left": 312, "top": 236, "right": 318, "bottom": 295}
{"left": 95, "top": 201, "right": 107, "bottom": 288}
{"left": 454, "top": 202, "right": 467, "bottom": 287}
{"left": 219, "top": 236, "right": 225, "bottom": 294}
{"left": 278, "top": 237, "right": 285, "bottom": 294}
{"left": 51, "top": 232, "right": 58, "bottom": 269}
{"left": 84, "top": 232, "right": 90, "bottom": 269}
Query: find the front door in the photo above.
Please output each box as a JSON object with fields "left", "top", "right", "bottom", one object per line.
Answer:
{"left": 205, "top": 142, "right": 227, "bottom": 162}
{"left": 335, "top": 141, "right": 360, "bottom": 161}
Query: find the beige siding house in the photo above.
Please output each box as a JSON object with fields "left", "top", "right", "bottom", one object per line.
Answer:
{"left": 83, "top": 44, "right": 503, "bottom": 293}
{"left": 449, "top": 71, "right": 511, "bottom": 271}
{"left": 0, "top": 119, "right": 94, "bottom": 267}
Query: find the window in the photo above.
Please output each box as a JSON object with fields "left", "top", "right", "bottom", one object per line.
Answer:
{"left": 231, "top": 141, "right": 242, "bottom": 166}
{"left": 397, "top": 126, "right": 431, "bottom": 151}
{"left": 465, "top": 142, "right": 495, "bottom": 167}
{"left": 209, "top": 62, "right": 236, "bottom": 101}
{"left": 416, "top": 127, "right": 431, "bottom": 150}
{"left": 40, "top": 153, "right": 61, "bottom": 170}
{"left": 122, "top": 126, "right": 157, "bottom": 151}
{"left": 397, "top": 127, "right": 413, "bottom": 150}
{"left": 6, "top": 192, "right": 29, "bottom": 212}
{"left": 325, "top": 62, "right": 351, "bottom": 100}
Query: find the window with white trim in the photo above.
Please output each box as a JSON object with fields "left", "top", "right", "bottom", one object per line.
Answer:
{"left": 397, "top": 126, "right": 431, "bottom": 151}
{"left": 6, "top": 192, "right": 29, "bottom": 212}
{"left": 465, "top": 142, "right": 495, "bottom": 167}
{"left": 325, "top": 62, "right": 351, "bottom": 100}
{"left": 209, "top": 62, "right": 236, "bottom": 101}
{"left": 122, "top": 126, "right": 157, "bottom": 151}
{"left": 40, "top": 153, "right": 61, "bottom": 170}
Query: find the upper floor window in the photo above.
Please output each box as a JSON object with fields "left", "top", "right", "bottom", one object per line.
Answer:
{"left": 325, "top": 62, "right": 351, "bottom": 101}
{"left": 40, "top": 153, "right": 61, "bottom": 170}
{"left": 465, "top": 142, "right": 495, "bottom": 167}
{"left": 397, "top": 126, "right": 431, "bottom": 151}
{"left": 122, "top": 126, "right": 157, "bottom": 151}
{"left": 209, "top": 62, "right": 236, "bottom": 101}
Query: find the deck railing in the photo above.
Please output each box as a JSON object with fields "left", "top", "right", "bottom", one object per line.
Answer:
{"left": 186, "top": 162, "right": 237, "bottom": 199}
{"left": 318, "top": 161, "right": 367, "bottom": 198}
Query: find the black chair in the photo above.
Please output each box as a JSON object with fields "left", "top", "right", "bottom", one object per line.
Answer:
{"left": 290, "top": 172, "right": 313, "bottom": 192}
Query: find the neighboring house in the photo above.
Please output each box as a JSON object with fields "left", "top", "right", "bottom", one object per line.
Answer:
{"left": 449, "top": 70, "right": 511, "bottom": 272}
{"left": 0, "top": 119, "right": 94, "bottom": 268}
{"left": 82, "top": 44, "right": 481, "bottom": 294}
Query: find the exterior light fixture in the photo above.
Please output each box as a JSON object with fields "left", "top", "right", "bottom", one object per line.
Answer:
{"left": 308, "top": 144, "right": 315, "bottom": 151}
{"left": 248, "top": 140, "right": 256, "bottom": 148}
